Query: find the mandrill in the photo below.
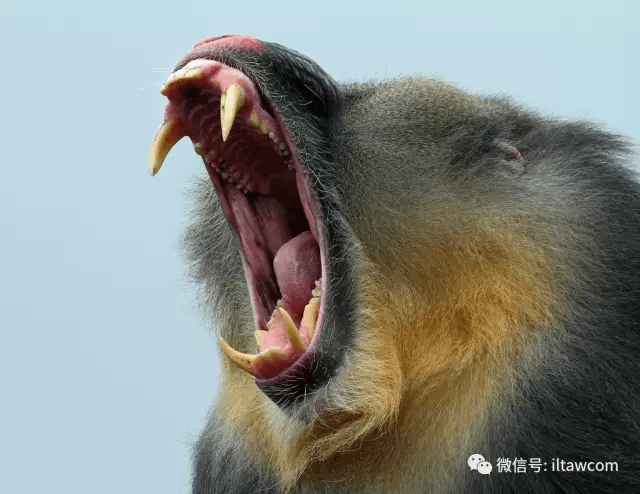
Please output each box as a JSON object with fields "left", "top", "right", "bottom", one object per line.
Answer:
{"left": 149, "top": 34, "right": 640, "bottom": 493}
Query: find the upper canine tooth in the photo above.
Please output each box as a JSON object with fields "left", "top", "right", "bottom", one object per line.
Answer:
{"left": 279, "top": 307, "right": 305, "bottom": 351}
{"left": 220, "top": 84, "right": 245, "bottom": 142}
{"left": 149, "top": 119, "right": 186, "bottom": 176}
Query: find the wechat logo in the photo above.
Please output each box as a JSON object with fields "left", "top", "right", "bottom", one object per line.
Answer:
{"left": 468, "top": 454, "right": 493, "bottom": 475}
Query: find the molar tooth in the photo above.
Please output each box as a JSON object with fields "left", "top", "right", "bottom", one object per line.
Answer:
{"left": 193, "top": 142, "right": 203, "bottom": 156}
{"left": 279, "top": 307, "right": 305, "bottom": 351}
{"left": 220, "top": 84, "right": 245, "bottom": 142}
{"left": 218, "top": 337, "right": 257, "bottom": 376}
{"left": 182, "top": 59, "right": 218, "bottom": 71}
{"left": 149, "top": 119, "right": 186, "bottom": 176}
{"left": 259, "top": 120, "right": 268, "bottom": 135}
{"left": 248, "top": 111, "right": 259, "bottom": 128}
{"left": 312, "top": 279, "right": 322, "bottom": 298}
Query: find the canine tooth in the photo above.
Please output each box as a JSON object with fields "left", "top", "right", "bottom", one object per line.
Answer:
{"left": 149, "top": 119, "right": 185, "bottom": 176}
{"left": 279, "top": 307, "right": 305, "bottom": 351}
{"left": 218, "top": 337, "right": 256, "bottom": 375}
{"left": 220, "top": 84, "right": 245, "bottom": 141}
{"left": 301, "top": 297, "right": 320, "bottom": 341}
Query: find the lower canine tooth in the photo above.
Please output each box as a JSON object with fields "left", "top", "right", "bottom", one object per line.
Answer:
{"left": 301, "top": 297, "right": 320, "bottom": 341}
{"left": 218, "top": 337, "right": 256, "bottom": 375}
{"left": 279, "top": 307, "right": 305, "bottom": 351}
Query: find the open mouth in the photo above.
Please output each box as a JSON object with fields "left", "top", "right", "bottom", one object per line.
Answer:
{"left": 149, "top": 57, "right": 328, "bottom": 385}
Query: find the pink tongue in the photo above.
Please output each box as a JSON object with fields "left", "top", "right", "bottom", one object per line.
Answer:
{"left": 273, "top": 231, "right": 321, "bottom": 315}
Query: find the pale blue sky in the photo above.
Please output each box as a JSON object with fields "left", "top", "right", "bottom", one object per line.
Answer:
{"left": 1, "top": 1, "right": 638, "bottom": 492}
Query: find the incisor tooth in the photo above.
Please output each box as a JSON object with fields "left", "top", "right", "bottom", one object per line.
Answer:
{"left": 220, "top": 84, "right": 245, "bottom": 142}
{"left": 218, "top": 337, "right": 256, "bottom": 375}
{"left": 279, "top": 307, "right": 305, "bottom": 351}
{"left": 149, "top": 119, "right": 186, "bottom": 176}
